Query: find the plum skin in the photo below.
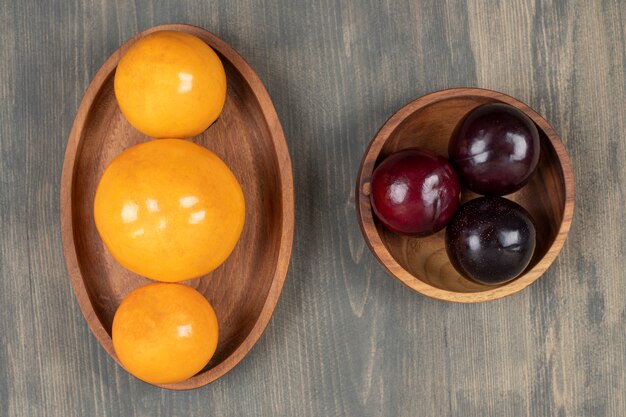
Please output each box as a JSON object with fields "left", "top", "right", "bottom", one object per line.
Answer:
{"left": 445, "top": 197, "right": 536, "bottom": 285}
{"left": 370, "top": 148, "right": 461, "bottom": 237}
{"left": 448, "top": 103, "right": 540, "bottom": 196}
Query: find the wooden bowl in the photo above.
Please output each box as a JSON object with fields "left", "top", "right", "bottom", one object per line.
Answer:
{"left": 356, "top": 88, "right": 574, "bottom": 303}
{"left": 60, "top": 24, "right": 294, "bottom": 389}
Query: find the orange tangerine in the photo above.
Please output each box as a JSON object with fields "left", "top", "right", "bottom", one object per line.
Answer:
{"left": 112, "top": 283, "right": 219, "bottom": 385}
{"left": 94, "top": 139, "right": 245, "bottom": 282}
{"left": 114, "top": 31, "right": 226, "bottom": 138}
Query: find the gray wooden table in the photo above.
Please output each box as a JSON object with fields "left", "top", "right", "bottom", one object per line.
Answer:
{"left": 2, "top": 1, "right": 625, "bottom": 416}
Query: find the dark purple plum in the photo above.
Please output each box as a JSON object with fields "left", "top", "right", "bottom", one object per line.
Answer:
{"left": 370, "top": 148, "right": 461, "bottom": 237}
{"left": 445, "top": 197, "right": 536, "bottom": 285}
{"left": 448, "top": 103, "right": 540, "bottom": 196}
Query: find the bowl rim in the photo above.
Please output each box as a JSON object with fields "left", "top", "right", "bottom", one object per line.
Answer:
{"left": 60, "top": 24, "right": 294, "bottom": 389}
{"left": 355, "top": 87, "right": 575, "bottom": 303}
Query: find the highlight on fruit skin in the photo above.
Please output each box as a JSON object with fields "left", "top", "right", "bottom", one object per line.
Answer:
{"left": 114, "top": 30, "right": 227, "bottom": 138}
{"left": 112, "top": 283, "right": 219, "bottom": 385}
{"left": 93, "top": 139, "right": 245, "bottom": 282}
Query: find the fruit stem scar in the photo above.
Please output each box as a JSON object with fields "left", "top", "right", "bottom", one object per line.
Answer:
{"left": 362, "top": 182, "right": 371, "bottom": 196}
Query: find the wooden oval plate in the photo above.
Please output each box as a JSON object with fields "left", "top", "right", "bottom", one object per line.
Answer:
{"left": 61, "top": 24, "right": 294, "bottom": 389}
{"left": 356, "top": 88, "right": 574, "bottom": 303}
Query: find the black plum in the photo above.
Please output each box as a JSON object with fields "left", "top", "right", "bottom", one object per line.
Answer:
{"left": 370, "top": 148, "right": 461, "bottom": 237}
{"left": 445, "top": 197, "right": 536, "bottom": 285}
{"left": 448, "top": 103, "right": 540, "bottom": 196}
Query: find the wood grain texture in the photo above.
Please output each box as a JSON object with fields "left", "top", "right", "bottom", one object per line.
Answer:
{"left": 356, "top": 88, "right": 574, "bottom": 302}
{"left": 1, "top": 0, "right": 625, "bottom": 416}
{"left": 60, "top": 24, "right": 294, "bottom": 389}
